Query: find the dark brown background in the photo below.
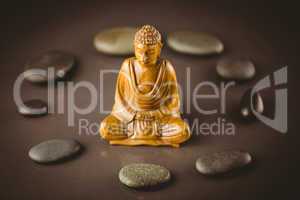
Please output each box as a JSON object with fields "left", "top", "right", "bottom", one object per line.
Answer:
{"left": 0, "top": 0, "right": 299, "bottom": 199}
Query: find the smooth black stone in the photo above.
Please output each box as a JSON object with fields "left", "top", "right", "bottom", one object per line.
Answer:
{"left": 18, "top": 99, "right": 48, "bottom": 116}
{"left": 24, "top": 50, "right": 75, "bottom": 83}
{"left": 216, "top": 58, "right": 256, "bottom": 80}
{"left": 94, "top": 27, "right": 137, "bottom": 55}
{"left": 119, "top": 163, "right": 171, "bottom": 188}
{"left": 167, "top": 31, "right": 224, "bottom": 55}
{"left": 240, "top": 88, "right": 264, "bottom": 119}
{"left": 195, "top": 150, "right": 252, "bottom": 175}
{"left": 29, "top": 139, "right": 81, "bottom": 163}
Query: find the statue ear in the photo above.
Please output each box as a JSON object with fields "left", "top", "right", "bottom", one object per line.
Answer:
{"left": 159, "top": 42, "right": 163, "bottom": 48}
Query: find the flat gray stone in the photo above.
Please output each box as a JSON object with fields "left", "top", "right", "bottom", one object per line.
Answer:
{"left": 18, "top": 99, "right": 48, "bottom": 116}
{"left": 119, "top": 163, "right": 171, "bottom": 188}
{"left": 94, "top": 27, "right": 137, "bottom": 55}
{"left": 167, "top": 31, "right": 224, "bottom": 55}
{"left": 195, "top": 150, "right": 252, "bottom": 175}
{"left": 240, "top": 88, "right": 264, "bottom": 119}
{"left": 29, "top": 139, "right": 81, "bottom": 163}
{"left": 24, "top": 50, "right": 76, "bottom": 83}
{"left": 216, "top": 58, "right": 256, "bottom": 80}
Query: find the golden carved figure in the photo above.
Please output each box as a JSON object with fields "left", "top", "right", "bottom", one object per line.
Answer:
{"left": 99, "top": 25, "right": 191, "bottom": 147}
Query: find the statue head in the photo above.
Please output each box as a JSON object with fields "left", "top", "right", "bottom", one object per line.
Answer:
{"left": 134, "top": 25, "right": 162, "bottom": 66}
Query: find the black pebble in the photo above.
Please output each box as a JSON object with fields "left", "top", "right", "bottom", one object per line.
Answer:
{"left": 17, "top": 99, "right": 48, "bottom": 116}
{"left": 29, "top": 139, "right": 82, "bottom": 164}
{"left": 24, "top": 50, "right": 76, "bottom": 83}
{"left": 195, "top": 150, "right": 252, "bottom": 175}
{"left": 240, "top": 88, "right": 264, "bottom": 119}
{"left": 216, "top": 58, "right": 256, "bottom": 81}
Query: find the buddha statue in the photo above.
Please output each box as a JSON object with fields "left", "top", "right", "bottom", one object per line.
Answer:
{"left": 99, "top": 25, "right": 191, "bottom": 147}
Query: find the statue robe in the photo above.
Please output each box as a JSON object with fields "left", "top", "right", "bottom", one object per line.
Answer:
{"left": 112, "top": 58, "right": 180, "bottom": 123}
{"left": 100, "top": 58, "right": 190, "bottom": 144}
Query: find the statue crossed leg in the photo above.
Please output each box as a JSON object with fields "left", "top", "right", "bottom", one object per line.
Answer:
{"left": 100, "top": 114, "right": 190, "bottom": 147}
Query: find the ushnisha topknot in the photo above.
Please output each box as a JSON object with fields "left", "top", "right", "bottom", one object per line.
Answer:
{"left": 134, "top": 25, "right": 162, "bottom": 46}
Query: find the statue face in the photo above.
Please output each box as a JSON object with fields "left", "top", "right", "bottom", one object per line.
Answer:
{"left": 134, "top": 44, "right": 162, "bottom": 66}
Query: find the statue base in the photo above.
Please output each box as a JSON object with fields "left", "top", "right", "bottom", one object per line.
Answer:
{"left": 109, "top": 138, "right": 180, "bottom": 148}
